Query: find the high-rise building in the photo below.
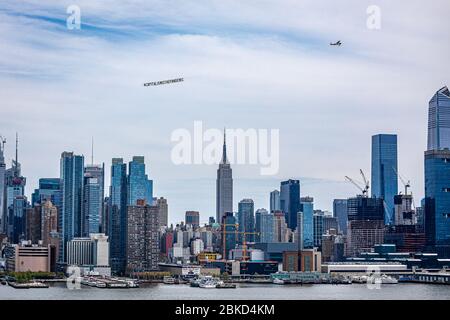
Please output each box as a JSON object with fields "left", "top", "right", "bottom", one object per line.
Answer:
{"left": 273, "top": 210, "right": 289, "bottom": 243}
{"left": 31, "top": 178, "right": 62, "bottom": 211}
{"left": 424, "top": 149, "right": 450, "bottom": 256}
{"left": 8, "top": 195, "right": 28, "bottom": 244}
{"left": 156, "top": 197, "right": 168, "bottom": 227}
{"left": 128, "top": 156, "right": 153, "bottom": 206}
{"left": 333, "top": 199, "right": 348, "bottom": 235}
{"left": 255, "top": 208, "right": 274, "bottom": 243}
{"left": 216, "top": 131, "right": 233, "bottom": 224}
{"left": 237, "top": 199, "right": 255, "bottom": 243}
{"left": 270, "top": 190, "right": 280, "bottom": 212}
{"left": 41, "top": 200, "right": 58, "bottom": 247}
{"left": 126, "top": 200, "right": 160, "bottom": 273}
{"left": 221, "top": 211, "right": 236, "bottom": 259}
{"left": 371, "top": 134, "right": 398, "bottom": 225}
{"left": 60, "top": 152, "right": 84, "bottom": 261}
{"left": 83, "top": 177, "right": 101, "bottom": 235}
{"left": 427, "top": 86, "right": 450, "bottom": 151}
{"left": 108, "top": 158, "right": 127, "bottom": 274}
{"left": 313, "top": 211, "right": 324, "bottom": 248}
{"left": 185, "top": 210, "right": 200, "bottom": 228}
{"left": 84, "top": 164, "right": 105, "bottom": 232}
{"left": 0, "top": 135, "right": 6, "bottom": 234}
{"left": 346, "top": 196, "right": 385, "bottom": 257}
{"left": 299, "top": 197, "right": 314, "bottom": 248}
{"left": 280, "top": 179, "right": 300, "bottom": 230}
{"left": 25, "top": 206, "right": 41, "bottom": 244}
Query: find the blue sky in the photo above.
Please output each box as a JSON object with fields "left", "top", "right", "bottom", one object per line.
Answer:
{"left": 0, "top": 0, "right": 449, "bottom": 224}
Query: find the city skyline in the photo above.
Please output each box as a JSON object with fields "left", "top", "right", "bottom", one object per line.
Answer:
{"left": 1, "top": 1, "right": 449, "bottom": 223}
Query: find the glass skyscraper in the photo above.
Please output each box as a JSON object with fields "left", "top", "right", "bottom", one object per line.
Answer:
{"left": 255, "top": 208, "right": 274, "bottom": 243}
{"left": 300, "top": 197, "right": 314, "bottom": 248}
{"left": 424, "top": 149, "right": 450, "bottom": 254}
{"left": 83, "top": 177, "right": 101, "bottom": 235}
{"left": 425, "top": 86, "right": 450, "bottom": 257}
{"left": 109, "top": 158, "right": 128, "bottom": 275}
{"left": 60, "top": 152, "right": 84, "bottom": 261}
{"left": 427, "top": 86, "right": 450, "bottom": 151}
{"left": 333, "top": 199, "right": 348, "bottom": 235}
{"left": 280, "top": 179, "right": 300, "bottom": 230}
{"left": 238, "top": 199, "right": 255, "bottom": 243}
{"left": 270, "top": 190, "right": 280, "bottom": 212}
{"left": 0, "top": 137, "right": 5, "bottom": 234}
{"left": 371, "top": 134, "right": 398, "bottom": 225}
{"left": 128, "top": 156, "right": 153, "bottom": 206}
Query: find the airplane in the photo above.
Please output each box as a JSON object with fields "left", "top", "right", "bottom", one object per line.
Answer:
{"left": 330, "top": 40, "right": 342, "bottom": 46}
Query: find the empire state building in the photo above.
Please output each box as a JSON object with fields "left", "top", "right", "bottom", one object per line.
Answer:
{"left": 216, "top": 130, "right": 233, "bottom": 224}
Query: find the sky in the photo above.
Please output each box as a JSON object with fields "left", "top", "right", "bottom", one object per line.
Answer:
{"left": 0, "top": 0, "right": 449, "bottom": 225}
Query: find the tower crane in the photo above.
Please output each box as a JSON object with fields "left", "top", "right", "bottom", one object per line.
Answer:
{"left": 221, "top": 224, "right": 259, "bottom": 261}
{"left": 345, "top": 169, "right": 369, "bottom": 197}
{"left": 392, "top": 166, "right": 416, "bottom": 210}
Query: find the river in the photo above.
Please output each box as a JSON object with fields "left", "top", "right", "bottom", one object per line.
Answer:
{"left": 1, "top": 282, "right": 450, "bottom": 300}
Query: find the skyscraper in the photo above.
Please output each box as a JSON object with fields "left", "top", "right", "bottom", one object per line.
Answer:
{"left": 128, "top": 156, "right": 153, "bottom": 206}
{"left": 126, "top": 200, "right": 160, "bottom": 273}
{"left": 371, "top": 134, "right": 398, "bottom": 225}
{"left": 270, "top": 190, "right": 280, "bottom": 212}
{"left": 346, "top": 196, "right": 385, "bottom": 257}
{"left": 255, "top": 208, "right": 274, "bottom": 243}
{"left": 216, "top": 130, "right": 233, "bottom": 224}
{"left": 185, "top": 210, "right": 200, "bottom": 228}
{"left": 273, "top": 210, "right": 289, "bottom": 243}
{"left": 0, "top": 136, "right": 6, "bottom": 234}
{"left": 108, "top": 158, "right": 127, "bottom": 275}
{"left": 427, "top": 86, "right": 450, "bottom": 151}
{"left": 221, "top": 211, "right": 236, "bottom": 259}
{"left": 156, "top": 197, "right": 168, "bottom": 227}
{"left": 280, "top": 179, "right": 300, "bottom": 230}
{"left": 84, "top": 164, "right": 105, "bottom": 232}
{"left": 424, "top": 86, "right": 450, "bottom": 257}
{"left": 424, "top": 149, "right": 450, "bottom": 255}
{"left": 5, "top": 134, "right": 27, "bottom": 243}
{"left": 60, "top": 152, "right": 84, "bottom": 261}
{"left": 83, "top": 177, "right": 101, "bottom": 235}
{"left": 333, "top": 199, "right": 348, "bottom": 235}
{"left": 300, "top": 197, "right": 314, "bottom": 248}
{"left": 237, "top": 199, "right": 255, "bottom": 243}
{"left": 31, "top": 178, "right": 62, "bottom": 208}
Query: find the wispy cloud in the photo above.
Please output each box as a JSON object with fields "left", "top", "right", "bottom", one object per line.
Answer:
{"left": 0, "top": 0, "right": 449, "bottom": 221}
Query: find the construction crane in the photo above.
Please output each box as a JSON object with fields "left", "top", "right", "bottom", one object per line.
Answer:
{"left": 239, "top": 231, "right": 260, "bottom": 262}
{"left": 221, "top": 223, "right": 239, "bottom": 260}
{"left": 345, "top": 169, "right": 369, "bottom": 197}
{"left": 392, "top": 166, "right": 411, "bottom": 196}
{"left": 0, "top": 135, "right": 5, "bottom": 153}
{"left": 391, "top": 166, "right": 416, "bottom": 210}
{"left": 221, "top": 224, "right": 259, "bottom": 261}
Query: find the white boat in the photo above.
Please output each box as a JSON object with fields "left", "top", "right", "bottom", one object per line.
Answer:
{"left": 163, "top": 276, "right": 176, "bottom": 284}
{"left": 379, "top": 274, "right": 398, "bottom": 284}
{"left": 273, "top": 278, "right": 285, "bottom": 285}
{"left": 199, "top": 280, "right": 217, "bottom": 288}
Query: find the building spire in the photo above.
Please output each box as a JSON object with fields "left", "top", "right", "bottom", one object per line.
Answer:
{"left": 91, "top": 136, "right": 94, "bottom": 165}
{"left": 221, "top": 127, "right": 228, "bottom": 164}
{"left": 14, "top": 132, "right": 18, "bottom": 175}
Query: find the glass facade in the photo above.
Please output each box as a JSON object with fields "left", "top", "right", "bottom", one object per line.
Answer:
{"left": 333, "top": 199, "right": 348, "bottom": 235}
{"left": 427, "top": 86, "right": 450, "bottom": 151}
{"left": 424, "top": 150, "right": 450, "bottom": 248}
{"left": 128, "top": 156, "right": 153, "bottom": 206}
{"left": 300, "top": 198, "right": 314, "bottom": 248}
{"left": 60, "top": 152, "right": 84, "bottom": 261}
{"left": 280, "top": 179, "right": 300, "bottom": 230}
{"left": 371, "top": 134, "right": 398, "bottom": 225}
{"left": 109, "top": 158, "right": 127, "bottom": 274}
{"left": 83, "top": 177, "right": 101, "bottom": 235}
{"left": 255, "top": 208, "right": 274, "bottom": 243}
{"left": 238, "top": 199, "right": 255, "bottom": 243}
